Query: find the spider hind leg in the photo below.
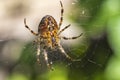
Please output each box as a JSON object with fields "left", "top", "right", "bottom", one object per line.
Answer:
{"left": 59, "top": 1, "right": 64, "bottom": 29}
{"left": 58, "top": 24, "right": 71, "bottom": 35}
{"left": 24, "top": 18, "right": 38, "bottom": 36}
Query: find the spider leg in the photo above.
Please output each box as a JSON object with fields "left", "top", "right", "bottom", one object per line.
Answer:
{"left": 24, "top": 18, "right": 38, "bottom": 36}
{"left": 62, "top": 33, "right": 83, "bottom": 40}
{"left": 58, "top": 45, "right": 73, "bottom": 61}
{"left": 58, "top": 24, "right": 71, "bottom": 35}
{"left": 58, "top": 45, "right": 82, "bottom": 62}
{"left": 37, "top": 44, "right": 41, "bottom": 64}
{"left": 43, "top": 49, "right": 53, "bottom": 70}
{"left": 59, "top": 1, "right": 64, "bottom": 29}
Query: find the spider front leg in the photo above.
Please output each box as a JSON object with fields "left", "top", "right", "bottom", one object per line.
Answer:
{"left": 37, "top": 44, "right": 41, "bottom": 64}
{"left": 58, "top": 44, "right": 73, "bottom": 61}
{"left": 24, "top": 18, "right": 38, "bottom": 36}
{"left": 36, "top": 38, "right": 43, "bottom": 64}
{"left": 43, "top": 49, "right": 53, "bottom": 70}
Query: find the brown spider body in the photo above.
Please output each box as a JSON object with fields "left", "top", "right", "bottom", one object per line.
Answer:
{"left": 24, "top": 1, "right": 82, "bottom": 70}
{"left": 38, "top": 15, "right": 59, "bottom": 48}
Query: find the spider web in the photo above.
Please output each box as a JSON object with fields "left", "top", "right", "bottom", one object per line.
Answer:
{"left": 19, "top": 2, "right": 112, "bottom": 79}
{"left": 20, "top": 33, "right": 106, "bottom": 70}
{"left": 16, "top": 0, "right": 113, "bottom": 79}
{"left": 0, "top": 0, "right": 114, "bottom": 80}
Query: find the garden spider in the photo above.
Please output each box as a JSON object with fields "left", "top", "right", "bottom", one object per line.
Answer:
{"left": 24, "top": 1, "right": 82, "bottom": 70}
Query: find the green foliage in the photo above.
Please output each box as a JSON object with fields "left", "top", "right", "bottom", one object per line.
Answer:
{"left": 20, "top": 42, "right": 36, "bottom": 65}
{"left": 7, "top": 73, "right": 29, "bottom": 80}
{"left": 70, "top": 0, "right": 120, "bottom": 80}
{"left": 7, "top": 0, "right": 120, "bottom": 80}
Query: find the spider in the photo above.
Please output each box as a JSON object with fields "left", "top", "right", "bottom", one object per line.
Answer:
{"left": 24, "top": 1, "right": 82, "bottom": 70}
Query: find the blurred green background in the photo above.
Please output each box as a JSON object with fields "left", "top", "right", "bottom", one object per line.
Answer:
{"left": 0, "top": 0, "right": 120, "bottom": 80}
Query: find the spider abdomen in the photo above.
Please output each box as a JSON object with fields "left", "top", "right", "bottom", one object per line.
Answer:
{"left": 38, "top": 15, "right": 59, "bottom": 34}
{"left": 38, "top": 15, "right": 59, "bottom": 48}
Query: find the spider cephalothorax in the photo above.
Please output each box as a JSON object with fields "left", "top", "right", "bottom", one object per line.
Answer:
{"left": 24, "top": 1, "right": 82, "bottom": 70}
